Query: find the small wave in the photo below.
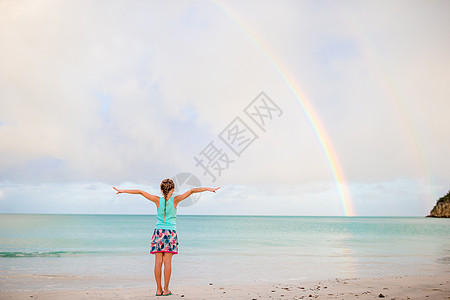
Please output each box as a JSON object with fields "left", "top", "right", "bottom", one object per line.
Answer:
{"left": 0, "top": 251, "right": 102, "bottom": 257}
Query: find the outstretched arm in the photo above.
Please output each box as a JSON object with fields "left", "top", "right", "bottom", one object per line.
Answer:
{"left": 113, "top": 187, "right": 160, "bottom": 205}
{"left": 174, "top": 187, "right": 220, "bottom": 206}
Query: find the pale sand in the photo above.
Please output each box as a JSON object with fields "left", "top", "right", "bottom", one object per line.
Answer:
{"left": 1, "top": 274, "right": 449, "bottom": 299}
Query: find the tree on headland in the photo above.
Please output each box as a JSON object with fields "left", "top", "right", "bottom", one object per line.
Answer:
{"left": 427, "top": 190, "right": 450, "bottom": 218}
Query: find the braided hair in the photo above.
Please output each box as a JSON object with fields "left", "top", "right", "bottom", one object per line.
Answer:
{"left": 160, "top": 179, "right": 175, "bottom": 221}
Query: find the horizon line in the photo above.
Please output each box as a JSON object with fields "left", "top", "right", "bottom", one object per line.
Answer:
{"left": 0, "top": 212, "right": 430, "bottom": 218}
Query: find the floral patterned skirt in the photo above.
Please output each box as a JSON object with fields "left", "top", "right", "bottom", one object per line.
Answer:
{"left": 150, "top": 228, "right": 179, "bottom": 254}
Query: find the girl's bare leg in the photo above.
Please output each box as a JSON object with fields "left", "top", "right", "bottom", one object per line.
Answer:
{"left": 154, "top": 253, "right": 163, "bottom": 294}
{"left": 162, "top": 252, "right": 173, "bottom": 295}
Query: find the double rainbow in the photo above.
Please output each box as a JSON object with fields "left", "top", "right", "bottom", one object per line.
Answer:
{"left": 213, "top": 1, "right": 356, "bottom": 216}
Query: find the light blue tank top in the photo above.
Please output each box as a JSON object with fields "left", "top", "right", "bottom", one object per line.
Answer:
{"left": 155, "top": 196, "right": 177, "bottom": 230}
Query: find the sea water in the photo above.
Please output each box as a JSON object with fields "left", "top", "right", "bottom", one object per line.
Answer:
{"left": 0, "top": 214, "right": 449, "bottom": 291}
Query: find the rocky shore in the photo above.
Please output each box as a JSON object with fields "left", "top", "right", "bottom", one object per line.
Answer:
{"left": 427, "top": 190, "right": 450, "bottom": 218}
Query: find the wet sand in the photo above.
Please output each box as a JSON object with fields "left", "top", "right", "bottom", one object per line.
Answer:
{"left": 1, "top": 273, "right": 449, "bottom": 299}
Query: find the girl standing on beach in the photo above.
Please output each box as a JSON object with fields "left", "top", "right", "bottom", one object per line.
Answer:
{"left": 113, "top": 179, "right": 220, "bottom": 296}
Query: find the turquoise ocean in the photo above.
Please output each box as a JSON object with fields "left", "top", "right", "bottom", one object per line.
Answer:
{"left": 0, "top": 214, "right": 449, "bottom": 291}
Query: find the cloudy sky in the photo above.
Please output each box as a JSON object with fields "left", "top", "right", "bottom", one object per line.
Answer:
{"left": 0, "top": 0, "right": 449, "bottom": 216}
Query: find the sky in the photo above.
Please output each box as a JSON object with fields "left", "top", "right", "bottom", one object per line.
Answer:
{"left": 0, "top": 0, "right": 449, "bottom": 216}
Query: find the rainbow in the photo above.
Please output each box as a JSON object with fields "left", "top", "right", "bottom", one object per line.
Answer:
{"left": 340, "top": 8, "right": 436, "bottom": 210}
{"left": 212, "top": 0, "right": 356, "bottom": 216}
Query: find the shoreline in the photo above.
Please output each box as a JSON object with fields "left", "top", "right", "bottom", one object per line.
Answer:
{"left": 1, "top": 273, "right": 449, "bottom": 299}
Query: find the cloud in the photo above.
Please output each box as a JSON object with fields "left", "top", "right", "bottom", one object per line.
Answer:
{"left": 0, "top": 0, "right": 449, "bottom": 215}
{"left": 0, "top": 179, "right": 438, "bottom": 216}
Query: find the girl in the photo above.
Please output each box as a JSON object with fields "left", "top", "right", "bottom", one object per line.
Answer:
{"left": 113, "top": 179, "right": 220, "bottom": 296}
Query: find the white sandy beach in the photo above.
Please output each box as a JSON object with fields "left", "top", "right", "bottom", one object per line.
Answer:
{"left": 1, "top": 273, "right": 449, "bottom": 299}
